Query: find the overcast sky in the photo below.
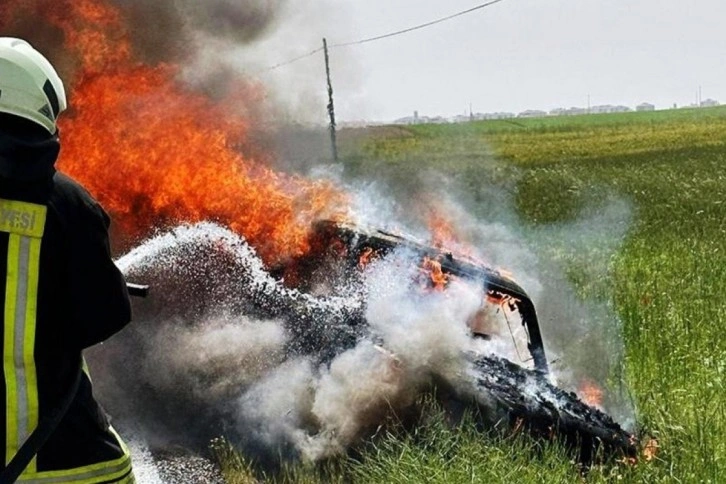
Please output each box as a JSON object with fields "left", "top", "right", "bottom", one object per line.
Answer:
{"left": 231, "top": 0, "right": 726, "bottom": 123}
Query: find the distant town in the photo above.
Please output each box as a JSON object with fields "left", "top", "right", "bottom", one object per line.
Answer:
{"left": 391, "top": 99, "right": 721, "bottom": 125}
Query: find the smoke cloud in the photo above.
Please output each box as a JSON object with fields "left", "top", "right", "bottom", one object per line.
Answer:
{"left": 0, "top": 0, "right": 287, "bottom": 70}
{"left": 0, "top": 0, "right": 358, "bottom": 125}
{"left": 110, "top": 0, "right": 286, "bottom": 63}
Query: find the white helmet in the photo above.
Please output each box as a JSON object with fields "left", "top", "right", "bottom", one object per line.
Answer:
{"left": 0, "top": 37, "right": 67, "bottom": 134}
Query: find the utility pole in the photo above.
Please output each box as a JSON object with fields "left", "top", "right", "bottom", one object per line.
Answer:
{"left": 323, "top": 38, "right": 338, "bottom": 163}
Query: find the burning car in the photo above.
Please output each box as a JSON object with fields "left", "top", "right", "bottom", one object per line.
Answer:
{"left": 116, "top": 219, "right": 639, "bottom": 465}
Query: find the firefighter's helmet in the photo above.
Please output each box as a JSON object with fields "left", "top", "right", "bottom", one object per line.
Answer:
{"left": 0, "top": 37, "right": 66, "bottom": 134}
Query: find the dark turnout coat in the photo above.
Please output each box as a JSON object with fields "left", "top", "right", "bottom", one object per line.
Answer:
{"left": 0, "top": 117, "right": 133, "bottom": 483}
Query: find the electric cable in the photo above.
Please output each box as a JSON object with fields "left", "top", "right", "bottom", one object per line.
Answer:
{"left": 330, "top": 0, "right": 506, "bottom": 48}
{"left": 256, "top": 47, "right": 324, "bottom": 74}
{"left": 257, "top": 0, "right": 508, "bottom": 73}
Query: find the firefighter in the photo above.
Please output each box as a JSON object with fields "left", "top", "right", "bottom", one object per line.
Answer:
{"left": 0, "top": 38, "right": 134, "bottom": 482}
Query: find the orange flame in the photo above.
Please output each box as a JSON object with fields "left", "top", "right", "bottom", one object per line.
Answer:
{"left": 578, "top": 379, "right": 604, "bottom": 408}
{"left": 428, "top": 210, "right": 458, "bottom": 250}
{"left": 643, "top": 437, "right": 659, "bottom": 462}
{"left": 421, "top": 257, "right": 449, "bottom": 291}
{"left": 357, "top": 247, "right": 376, "bottom": 270}
{"left": 2, "top": 0, "right": 346, "bottom": 265}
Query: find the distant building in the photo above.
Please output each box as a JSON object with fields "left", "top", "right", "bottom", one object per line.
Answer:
{"left": 590, "top": 104, "right": 631, "bottom": 114}
{"left": 518, "top": 109, "right": 547, "bottom": 118}
{"left": 566, "top": 107, "right": 588, "bottom": 116}
{"left": 701, "top": 98, "right": 720, "bottom": 107}
{"left": 590, "top": 105, "right": 612, "bottom": 114}
{"left": 548, "top": 107, "right": 589, "bottom": 117}
{"left": 472, "top": 112, "right": 515, "bottom": 120}
{"left": 394, "top": 112, "right": 450, "bottom": 125}
{"left": 636, "top": 103, "right": 655, "bottom": 112}
{"left": 394, "top": 116, "right": 417, "bottom": 125}
{"left": 486, "top": 112, "right": 515, "bottom": 120}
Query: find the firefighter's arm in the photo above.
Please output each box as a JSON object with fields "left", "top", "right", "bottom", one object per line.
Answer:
{"left": 67, "top": 200, "right": 131, "bottom": 350}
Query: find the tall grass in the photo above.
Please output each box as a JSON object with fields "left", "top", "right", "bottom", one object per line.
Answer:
{"left": 221, "top": 107, "right": 726, "bottom": 482}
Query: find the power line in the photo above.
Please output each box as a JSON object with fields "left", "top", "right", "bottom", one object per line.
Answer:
{"left": 330, "top": 0, "right": 507, "bottom": 48}
{"left": 257, "top": 0, "right": 508, "bottom": 74}
{"left": 256, "top": 47, "right": 323, "bottom": 74}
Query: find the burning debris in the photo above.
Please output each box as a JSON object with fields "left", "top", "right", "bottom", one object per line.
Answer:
{"left": 98, "top": 219, "right": 640, "bottom": 469}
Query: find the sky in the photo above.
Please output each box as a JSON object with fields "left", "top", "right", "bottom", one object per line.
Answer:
{"left": 227, "top": 0, "right": 726, "bottom": 123}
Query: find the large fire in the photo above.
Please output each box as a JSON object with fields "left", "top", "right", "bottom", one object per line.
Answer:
{"left": 1, "top": 0, "right": 346, "bottom": 266}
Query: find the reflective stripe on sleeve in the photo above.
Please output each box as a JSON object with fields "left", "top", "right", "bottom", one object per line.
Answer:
{"left": 2, "top": 201, "right": 46, "bottom": 474}
{"left": 24, "top": 236, "right": 42, "bottom": 472}
{"left": 4, "top": 234, "right": 42, "bottom": 473}
{"left": 17, "top": 453, "right": 132, "bottom": 484}
{"left": 4, "top": 233, "right": 21, "bottom": 465}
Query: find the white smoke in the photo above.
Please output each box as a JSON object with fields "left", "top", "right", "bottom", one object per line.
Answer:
{"left": 144, "top": 316, "right": 288, "bottom": 404}
{"left": 237, "top": 358, "right": 317, "bottom": 451}
{"left": 104, "top": 220, "right": 535, "bottom": 462}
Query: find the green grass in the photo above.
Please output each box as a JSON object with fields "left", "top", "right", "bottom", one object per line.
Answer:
{"left": 222, "top": 107, "right": 726, "bottom": 482}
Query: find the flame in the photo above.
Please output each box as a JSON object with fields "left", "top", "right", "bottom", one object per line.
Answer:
{"left": 428, "top": 210, "right": 458, "bottom": 249}
{"left": 643, "top": 437, "right": 659, "bottom": 462}
{"left": 357, "top": 247, "right": 376, "bottom": 270}
{"left": 577, "top": 379, "right": 604, "bottom": 408}
{"left": 2, "top": 0, "right": 346, "bottom": 265}
{"left": 421, "top": 257, "right": 449, "bottom": 291}
{"left": 486, "top": 290, "right": 518, "bottom": 308}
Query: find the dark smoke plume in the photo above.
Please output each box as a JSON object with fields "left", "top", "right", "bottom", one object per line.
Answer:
{"left": 111, "top": 0, "right": 286, "bottom": 63}
{"left": 0, "top": 0, "right": 286, "bottom": 81}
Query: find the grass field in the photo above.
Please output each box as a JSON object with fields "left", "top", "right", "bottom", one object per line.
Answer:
{"left": 221, "top": 107, "right": 726, "bottom": 483}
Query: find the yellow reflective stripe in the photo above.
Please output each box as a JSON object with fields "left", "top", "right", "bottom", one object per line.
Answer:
{"left": 17, "top": 453, "right": 132, "bottom": 484}
{"left": 119, "top": 472, "right": 135, "bottom": 484}
{"left": 1, "top": 201, "right": 45, "bottom": 472}
{"left": 82, "top": 356, "right": 93, "bottom": 384}
{"left": 3, "top": 234, "right": 41, "bottom": 473}
{"left": 14, "top": 236, "right": 31, "bottom": 450}
{"left": 4, "top": 233, "right": 20, "bottom": 465}
{"left": 18, "top": 427, "right": 132, "bottom": 483}
{"left": 0, "top": 199, "right": 46, "bottom": 238}
{"left": 109, "top": 426, "right": 131, "bottom": 458}
{"left": 24, "top": 236, "right": 42, "bottom": 473}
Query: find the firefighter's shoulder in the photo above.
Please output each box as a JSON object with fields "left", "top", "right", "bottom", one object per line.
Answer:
{"left": 50, "top": 171, "right": 109, "bottom": 223}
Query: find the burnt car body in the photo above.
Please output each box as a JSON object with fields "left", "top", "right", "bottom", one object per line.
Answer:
{"left": 118, "top": 219, "right": 640, "bottom": 464}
